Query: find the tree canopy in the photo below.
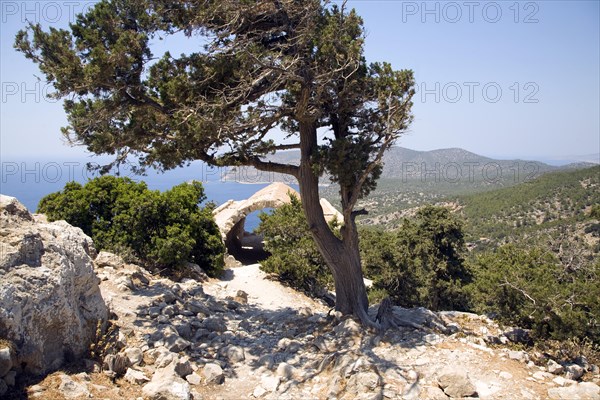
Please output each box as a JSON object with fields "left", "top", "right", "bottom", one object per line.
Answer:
{"left": 16, "top": 0, "right": 415, "bottom": 324}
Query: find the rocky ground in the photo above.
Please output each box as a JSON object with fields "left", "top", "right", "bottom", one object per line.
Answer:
{"left": 3, "top": 251, "right": 600, "bottom": 400}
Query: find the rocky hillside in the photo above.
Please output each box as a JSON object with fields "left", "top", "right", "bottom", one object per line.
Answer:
{"left": 1, "top": 195, "right": 599, "bottom": 399}
{"left": 3, "top": 261, "right": 600, "bottom": 399}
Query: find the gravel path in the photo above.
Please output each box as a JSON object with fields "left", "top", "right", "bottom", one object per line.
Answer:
{"left": 203, "top": 263, "right": 327, "bottom": 313}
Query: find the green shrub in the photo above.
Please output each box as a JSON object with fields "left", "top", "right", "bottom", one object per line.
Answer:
{"left": 361, "top": 206, "right": 472, "bottom": 311}
{"left": 38, "top": 176, "right": 224, "bottom": 276}
{"left": 256, "top": 194, "right": 333, "bottom": 297}
{"left": 590, "top": 204, "right": 600, "bottom": 219}
{"left": 469, "top": 245, "right": 600, "bottom": 343}
{"left": 259, "top": 202, "right": 472, "bottom": 309}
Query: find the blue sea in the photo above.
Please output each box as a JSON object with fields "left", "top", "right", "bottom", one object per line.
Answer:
{"left": 0, "top": 159, "right": 298, "bottom": 231}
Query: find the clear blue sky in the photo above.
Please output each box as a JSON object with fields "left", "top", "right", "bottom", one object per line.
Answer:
{"left": 1, "top": 1, "right": 599, "bottom": 162}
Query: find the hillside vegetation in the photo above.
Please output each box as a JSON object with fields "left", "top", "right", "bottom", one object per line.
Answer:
{"left": 459, "top": 166, "right": 600, "bottom": 264}
{"left": 319, "top": 148, "right": 595, "bottom": 227}
{"left": 258, "top": 166, "right": 600, "bottom": 348}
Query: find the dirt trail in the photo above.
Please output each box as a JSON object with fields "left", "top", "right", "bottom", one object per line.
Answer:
{"left": 203, "top": 263, "right": 327, "bottom": 313}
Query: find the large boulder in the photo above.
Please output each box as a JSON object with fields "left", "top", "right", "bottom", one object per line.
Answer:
{"left": 0, "top": 195, "right": 108, "bottom": 374}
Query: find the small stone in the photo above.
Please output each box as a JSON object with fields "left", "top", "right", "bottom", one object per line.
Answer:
{"left": 260, "top": 376, "right": 280, "bottom": 392}
{"left": 533, "top": 371, "right": 549, "bottom": 381}
{"left": 162, "top": 305, "right": 178, "bottom": 317}
{"left": 203, "top": 363, "right": 224, "bottom": 384}
{"left": 155, "top": 351, "right": 176, "bottom": 369}
{"left": 276, "top": 362, "right": 296, "bottom": 381}
{"left": 142, "top": 366, "right": 191, "bottom": 400}
{"left": 565, "top": 363, "right": 585, "bottom": 381}
{"left": 548, "top": 382, "right": 600, "bottom": 399}
{"left": 504, "top": 327, "right": 531, "bottom": 344}
{"left": 149, "top": 306, "right": 162, "bottom": 318}
{"left": 95, "top": 251, "right": 124, "bottom": 268}
{"left": 58, "top": 374, "right": 90, "bottom": 399}
{"left": 225, "top": 345, "right": 245, "bottom": 363}
{"left": 405, "top": 370, "right": 419, "bottom": 383}
{"left": 201, "top": 317, "right": 227, "bottom": 333}
{"left": 174, "top": 358, "right": 193, "bottom": 378}
{"left": 125, "top": 347, "right": 143, "bottom": 366}
{"left": 186, "top": 301, "right": 210, "bottom": 316}
{"left": 174, "top": 322, "right": 193, "bottom": 340}
{"left": 548, "top": 360, "right": 564, "bottom": 375}
{"left": 0, "top": 347, "right": 12, "bottom": 378}
{"left": 509, "top": 350, "right": 529, "bottom": 363}
{"left": 253, "top": 385, "right": 267, "bottom": 398}
{"left": 438, "top": 372, "right": 477, "bottom": 398}
{"left": 161, "top": 290, "right": 178, "bottom": 304}
{"left": 552, "top": 376, "right": 576, "bottom": 387}
{"left": 353, "top": 371, "right": 381, "bottom": 392}
{"left": 186, "top": 373, "right": 201, "bottom": 385}
{"left": 124, "top": 368, "right": 150, "bottom": 385}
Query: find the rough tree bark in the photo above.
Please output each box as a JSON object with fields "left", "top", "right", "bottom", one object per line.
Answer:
{"left": 295, "top": 117, "right": 373, "bottom": 324}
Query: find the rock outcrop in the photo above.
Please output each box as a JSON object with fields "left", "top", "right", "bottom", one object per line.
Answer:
{"left": 0, "top": 195, "right": 108, "bottom": 376}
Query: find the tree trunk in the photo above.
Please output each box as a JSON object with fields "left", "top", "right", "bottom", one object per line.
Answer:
{"left": 329, "top": 245, "right": 370, "bottom": 318}
{"left": 296, "top": 118, "right": 373, "bottom": 325}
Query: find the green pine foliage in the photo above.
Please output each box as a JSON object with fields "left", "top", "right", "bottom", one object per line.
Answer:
{"left": 469, "top": 245, "right": 600, "bottom": 344}
{"left": 256, "top": 195, "right": 333, "bottom": 297}
{"left": 361, "top": 206, "right": 472, "bottom": 311}
{"left": 38, "top": 176, "right": 224, "bottom": 276}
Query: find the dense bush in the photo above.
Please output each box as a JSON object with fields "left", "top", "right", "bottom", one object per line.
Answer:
{"left": 469, "top": 245, "right": 600, "bottom": 344}
{"left": 38, "top": 176, "right": 225, "bottom": 276}
{"left": 259, "top": 201, "right": 471, "bottom": 310}
{"left": 361, "top": 206, "right": 472, "bottom": 310}
{"left": 256, "top": 194, "right": 333, "bottom": 297}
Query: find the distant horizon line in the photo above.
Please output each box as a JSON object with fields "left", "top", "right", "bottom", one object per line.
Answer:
{"left": 2, "top": 145, "right": 598, "bottom": 166}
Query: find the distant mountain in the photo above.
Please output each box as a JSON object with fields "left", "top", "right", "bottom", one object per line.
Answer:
{"left": 535, "top": 154, "right": 600, "bottom": 166}
{"left": 222, "top": 147, "right": 597, "bottom": 190}
{"left": 378, "top": 147, "right": 558, "bottom": 183}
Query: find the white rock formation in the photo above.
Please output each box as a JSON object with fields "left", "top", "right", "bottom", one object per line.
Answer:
{"left": 0, "top": 195, "right": 108, "bottom": 374}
